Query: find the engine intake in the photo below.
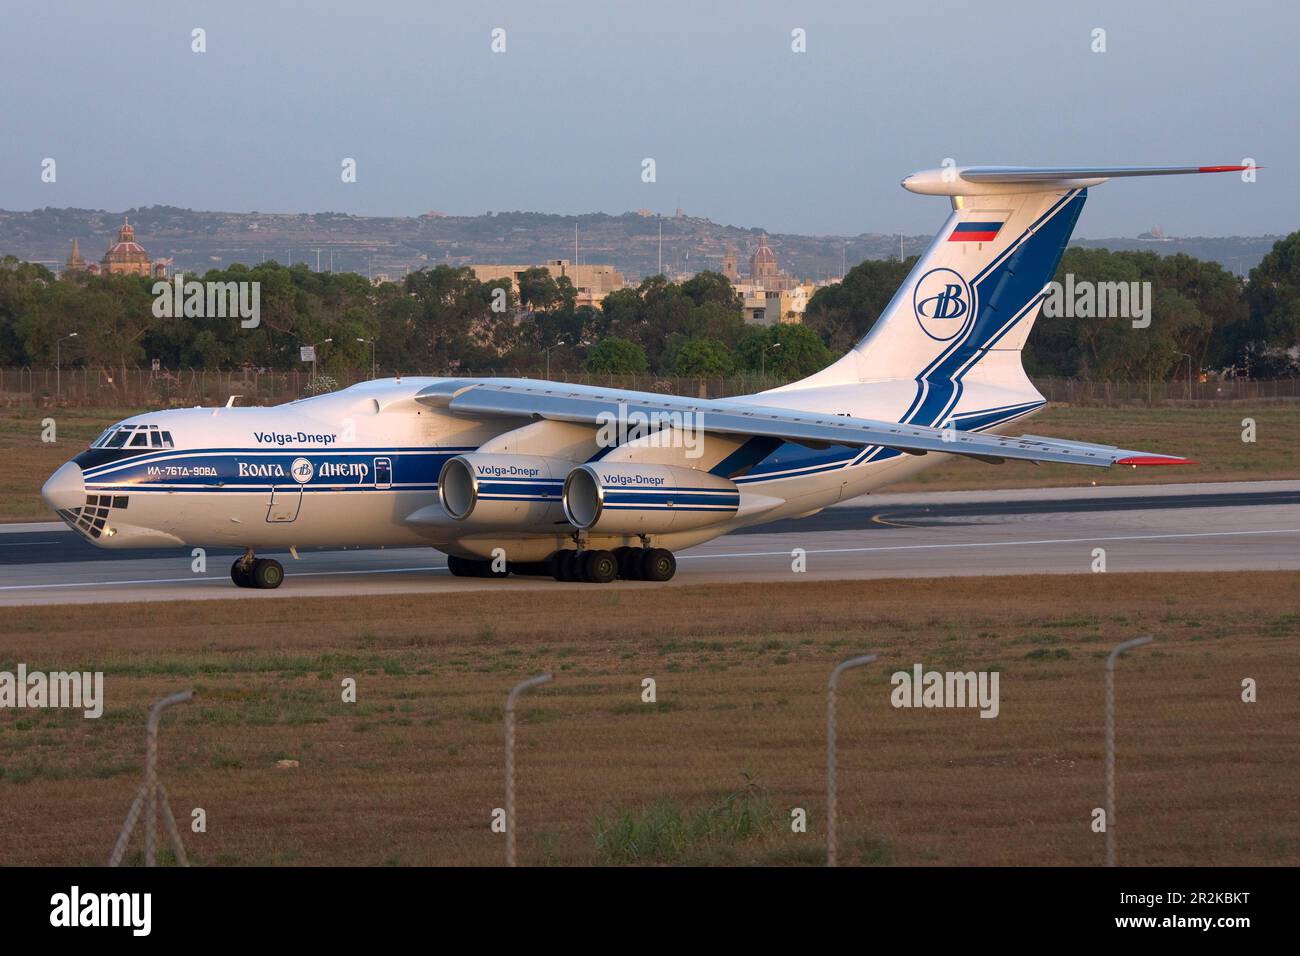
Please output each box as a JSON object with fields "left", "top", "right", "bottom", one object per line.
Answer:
{"left": 438, "top": 454, "right": 572, "bottom": 528}
{"left": 562, "top": 462, "right": 739, "bottom": 534}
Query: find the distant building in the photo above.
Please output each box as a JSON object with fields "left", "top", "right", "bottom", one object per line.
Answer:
{"left": 740, "top": 283, "right": 814, "bottom": 326}
{"left": 721, "top": 246, "right": 739, "bottom": 282}
{"left": 61, "top": 219, "right": 171, "bottom": 278}
{"left": 64, "top": 238, "right": 91, "bottom": 274}
{"left": 725, "top": 231, "right": 810, "bottom": 323}
{"left": 737, "top": 231, "right": 800, "bottom": 292}
{"left": 468, "top": 259, "right": 626, "bottom": 309}
{"left": 1137, "top": 225, "right": 1173, "bottom": 242}
{"left": 101, "top": 219, "right": 153, "bottom": 276}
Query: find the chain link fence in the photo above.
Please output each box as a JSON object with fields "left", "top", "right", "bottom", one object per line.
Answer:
{"left": 475, "top": 638, "right": 1293, "bottom": 867}
{"left": 5, "top": 616, "right": 1295, "bottom": 867}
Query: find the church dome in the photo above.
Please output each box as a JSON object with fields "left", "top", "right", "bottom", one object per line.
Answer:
{"left": 101, "top": 218, "right": 152, "bottom": 276}
{"left": 750, "top": 232, "right": 778, "bottom": 278}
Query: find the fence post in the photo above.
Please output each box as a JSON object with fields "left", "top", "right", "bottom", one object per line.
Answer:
{"left": 110, "top": 690, "right": 194, "bottom": 867}
{"left": 1105, "top": 636, "right": 1152, "bottom": 866}
{"left": 827, "top": 653, "right": 877, "bottom": 867}
{"left": 504, "top": 673, "right": 553, "bottom": 867}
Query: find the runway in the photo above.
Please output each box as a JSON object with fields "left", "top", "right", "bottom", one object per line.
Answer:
{"left": 1, "top": 480, "right": 1297, "bottom": 606}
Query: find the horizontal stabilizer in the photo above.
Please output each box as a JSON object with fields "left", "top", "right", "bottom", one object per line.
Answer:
{"left": 903, "top": 163, "right": 1252, "bottom": 196}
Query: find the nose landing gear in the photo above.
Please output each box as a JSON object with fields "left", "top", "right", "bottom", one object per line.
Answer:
{"left": 231, "top": 549, "right": 284, "bottom": 589}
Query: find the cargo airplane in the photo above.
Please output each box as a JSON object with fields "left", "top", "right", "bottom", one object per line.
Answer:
{"left": 42, "top": 164, "right": 1242, "bottom": 587}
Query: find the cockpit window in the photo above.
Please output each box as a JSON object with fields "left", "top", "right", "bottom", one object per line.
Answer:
{"left": 94, "top": 424, "right": 175, "bottom": 450}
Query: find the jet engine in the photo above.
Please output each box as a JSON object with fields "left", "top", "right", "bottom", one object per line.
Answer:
{"left": 438, "top": 453, "right": 572, "bottom": 528}
{"left": 562, "top": 462, "right": 739, "bottom": 534}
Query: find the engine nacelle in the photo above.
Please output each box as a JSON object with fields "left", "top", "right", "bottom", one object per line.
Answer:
{"left": 438, "top": 454, "right": 571, "bottom": 528}
{"left": 562, "top": 462, "right": 739, "bottom": 534}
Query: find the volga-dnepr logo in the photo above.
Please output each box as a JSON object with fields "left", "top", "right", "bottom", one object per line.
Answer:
{"left": 290, "top": 457, "right": 314, "bottom": 483}
{"left": 913, "top": 267, "right": 973, "bottom": 342}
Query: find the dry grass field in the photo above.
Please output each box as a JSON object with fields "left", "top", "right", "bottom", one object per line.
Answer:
{"left": 0, "top": 407, "right": 143, "bottom": 521}
{"left": 0, "top": 405, "right": 1295, "bottom": 522}
{"left": 1, "top": 572, "right": 1296, "bottom": 867}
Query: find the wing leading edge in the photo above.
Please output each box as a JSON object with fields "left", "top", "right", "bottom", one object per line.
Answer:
{"left": 414, "top": 380, "right": 1192, "bottom": 469}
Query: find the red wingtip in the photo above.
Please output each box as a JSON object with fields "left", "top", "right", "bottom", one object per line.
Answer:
{"left": 1198, "top": 165, "right": 1256, "bottom": 173}
{"left": 1116, "top": 456, "right": 1197, "bottom": 467}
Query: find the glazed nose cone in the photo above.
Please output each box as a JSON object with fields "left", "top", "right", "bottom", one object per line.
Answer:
{"left": 41, "top": 461, "right": 85, "bottom": 511}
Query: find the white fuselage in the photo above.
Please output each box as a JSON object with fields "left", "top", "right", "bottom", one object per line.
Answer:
{"left": 45, "top": 375, "right": 1043, "bottom": 561}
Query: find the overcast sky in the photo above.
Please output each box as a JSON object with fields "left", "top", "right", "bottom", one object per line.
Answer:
{"left": 1, "top": 0, "right": 1291, "bottom": 238}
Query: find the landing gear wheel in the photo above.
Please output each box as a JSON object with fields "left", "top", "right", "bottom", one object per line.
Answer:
{"left": 614, "top": 547, "right": 643, "bottom": 580}
{"left": 640, "top": 548, "right": 676, "bottom": 582}
{"left": 580, "top": 549, "right": 618, "bottom": 584}
{"left": 546, "top": 551, "right": 564, "bottom": 580}
{"left": 551, "top": 550, "right": 579, "bottom": 582}
{"left": 448, "top": 555, "right": 507, "bottom": 578}
{"left": 230, "top": 558, "right": 253, "bottom": 588}
{"left": 251, "top": 558, "right": 284, "bottom": 589}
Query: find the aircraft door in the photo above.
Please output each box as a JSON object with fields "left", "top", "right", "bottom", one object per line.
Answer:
{"left": 374, "top": 457, "right": 392, "bottom": 490}
{"left": 267, "top": 486, "right": 303, "bottom": 522}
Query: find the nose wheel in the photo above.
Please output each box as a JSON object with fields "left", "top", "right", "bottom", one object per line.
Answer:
{"left": 231, "top": 552, "right": 284, "bottom": 589}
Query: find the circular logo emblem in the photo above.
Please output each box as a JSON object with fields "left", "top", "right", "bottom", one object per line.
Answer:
{"left": 913, "top": 267, "right": 973, "bottom": 342}
{"left": 290, "top": 457, "right": 314, "bottom": 484}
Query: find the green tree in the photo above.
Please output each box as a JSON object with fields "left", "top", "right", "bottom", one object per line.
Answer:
{"left": 736, "top": 323, "right": 831, "bottom": 378}
{"left": 805, "top": 257, "right": 916, "bottom": 353}
{"left": 1242, "top": 232, "right": 1300, "bottom": 374}
{"left": 585, "top": 337, "right": 648, "bottom": 374}
{"left": 667, "top": 336, "right": 734, "bottom": 376}
{"left": 679, "top": 270, "right": 741, "bottom": 309}
{"left": 518, "top": 267, "right": 560, "bottom": 312}
{"left": 1037, "top": 248, "right": 1247, "bottom": 380}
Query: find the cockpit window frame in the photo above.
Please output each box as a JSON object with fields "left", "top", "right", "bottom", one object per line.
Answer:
{"left": 94, "top": 424, "right": 175, "bottom": 450}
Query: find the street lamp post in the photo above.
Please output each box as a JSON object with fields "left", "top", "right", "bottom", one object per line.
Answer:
{"left": 56, "top": 332, "right": 78, "bottom": 402}
{"left": 545, "top": 340, "right": 567, "bottom": 379}
{"left": 306, "top": 338, "right": 332, "bottom": 381}
{"left": 1177, "top": 351, "right": 1194, "bottom": 402}
{"left": 761, "top": 340, "right": 782, "bottom": 379}
{"left": 356, "top": 338, "right": 376, "bottom": 380}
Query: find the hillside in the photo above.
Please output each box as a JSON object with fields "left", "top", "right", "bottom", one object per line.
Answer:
{"left": 0, "top": 205, "right": 1281, "bottom": 281}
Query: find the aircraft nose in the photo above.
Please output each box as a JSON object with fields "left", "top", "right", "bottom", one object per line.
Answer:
{"left": 42, "top": 461, "right": 85, "bottom": 512}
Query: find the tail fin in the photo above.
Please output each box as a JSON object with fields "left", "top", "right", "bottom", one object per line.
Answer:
{"left": 788, "top": 163, "right": 1249, "bottom": 429}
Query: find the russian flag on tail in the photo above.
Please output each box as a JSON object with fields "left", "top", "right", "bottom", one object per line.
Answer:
{"left": 949, "top": 220, "right": 1004, "bottom": 242}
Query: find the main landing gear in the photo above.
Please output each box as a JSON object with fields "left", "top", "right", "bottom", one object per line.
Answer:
{"left": 444, "top": 546, "right": 677, "bottom": 584}
{"left": 550, "top": 546, "right": 676, "bottom": 583}
{"left": 230, "top": 549, "right": 284, "bottom": 589}
{"left": 446, "top": 554, "right": 511, "bottom": 578}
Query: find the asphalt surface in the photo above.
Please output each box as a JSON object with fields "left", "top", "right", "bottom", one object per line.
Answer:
{"left": 1, "top": 480, "right": 1297, "bottom": 605}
